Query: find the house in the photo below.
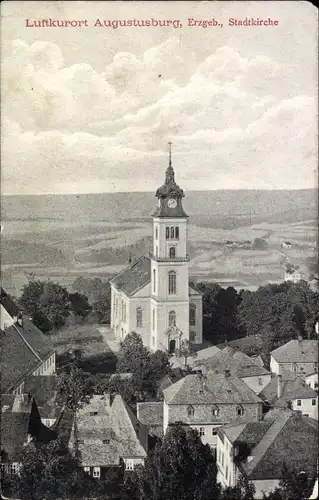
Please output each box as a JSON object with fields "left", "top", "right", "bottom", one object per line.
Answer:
{"left": 305, "top": 372, "right": 318, "bottom": 391}
{"left": 270, "top": 339, "right": 318, "bottom": 376}
{"left": 137, "top": 402, "right": 164, "bottom": 438}
{"left": 259, "top": 372, "right": 318, "bottom": 420}
{"left": 216, "top": 409, "right": 318, "bottom": 498}
{"left": 0, "top": 288, "right": 56, "bottom": 394}
{"left": 0, "top": 396, "right": 56, "bottom": 477}
{"left": 192, "top": 346, "right": 272, "bottom": 395}
{"left": 23, "top": 376, "right": 62, "bottom": 428}
{"left": 110, "top": 147, "right": 203, "bottom": 352}
{"left": 169, "top": 344, "right": 221, "bottom": 370}
{"left": 66, "top": 394, "right": 148, "bottom": 477}
{"left": 162, "top": 371, "right": 263, "bottom": 449}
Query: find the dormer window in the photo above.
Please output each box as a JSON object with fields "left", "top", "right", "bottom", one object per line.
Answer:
{"left": 212, "top": 405, "right": 219, "bottom": 417}
{"left": 236, "top": 405, "right": 244, "bottom": 416}
{"left": 187, "top": 405, "right": 195, "bottom": 417}
{"left": 102, "top": 439, "right": 110, "bottom": 444}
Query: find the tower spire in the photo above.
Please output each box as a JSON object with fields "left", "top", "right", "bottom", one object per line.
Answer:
{"left": 166, "top": 141, "right": 175, "bottom": 184}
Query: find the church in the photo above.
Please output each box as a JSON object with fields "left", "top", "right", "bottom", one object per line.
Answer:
{"left": 110, "top": 145, "right": 203, "bottom": 352}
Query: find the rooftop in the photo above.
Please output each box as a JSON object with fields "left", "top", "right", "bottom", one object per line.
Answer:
{"left": 163, "top": 371, "right": 262, "bottom": 406}
{"left": 68, "top": 394, "right": 148, "bottom": 467}
{"left": 136, "top": 402, "right": 163, "bottom": 429}
{"left": 260, "top": 373, "right": 318, "bottom": 406}
{"left": 271, "top": 339, "right": 318, "bottom": 363}
{"left": 193, "top": 346, "right": 270, "bottom": 378}
{"left": 24, "top": 376, "right": 62, "bottom": 419}
{"left": 220, "top": 410, "right": 318, "bottom": 481}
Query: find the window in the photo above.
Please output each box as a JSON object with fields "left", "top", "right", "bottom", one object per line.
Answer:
{"left": 152, "top": 336, "right": 155, "bottom": 347}
{"left": 187, "top": 405, "right": 194, "bottom": 417}
{"left": 155, "top": 245, "right": 158, "bottom": 258}
{"left": 122, "top": 302, "right": 126, "bottom": 322}
{"left": 169, "top": 310, "right": 176, "bottom": 327}
{"left": 189, "top": 332, "right": 195, "bottom": 342}
{"left": 212, "top": 428, "right": 218, "bottom": 435}
{"left": 45, "top": 420, "right": 51, "bottom": 427}
{"left": 102, "top": 439, "right": 110, "bottom": 444}
{"left": 152, "top": 309, "right": 155, "bottom": 330}
{"left": 155, "top": 227, "right": 158, "bottom": 239}
{"left": 315, "top": 382, "right": 318, "bottom": 389}
{"left": 218, "top": 449, "right": 221, "bottom": 462}
{"left": 115, "top": 298, "right": 118, "bottom": 318}
{"left": 221, "top": 453, "right": 224, "bottom": 467}
{"left": 136, "top": 307, "right": 143, "bottom": 327}
{"left": 212, "top": 406, "right": 219, "bottom": 417}
{"left": 258, "top": 378, "right": 263, "bottom": 386}
{"left": 226, "top": 465, "right": 229, "bottom": 480}
{"left": 169, "top": 247, "right": 176, "bottom": 259}
{"left": 168, "top": 271, "right": 177, "bottom": 294}
{"left": 297, "top": 399, "right": 301, "bottom": 406}
{"left": 93, "top": 467, "right": 100, "bottom": 478}
{"left": 84, "top": 466, "right": 90, "bottom": 474}
{"left": 293, "top": 364, "right": 297, "bottom": 372}
{"left": 189, "top": 304, "right": 196, "bottom": 326}
{"left": 90, "top": 411, "right": 98, "bottom": 416}
{"left": 175, "top": 227, "right": 179, "bottom": 239}
{"left": 77, "top": 439, "right": 84, "bottom": 445}
{"left": 236, "top": 405, "right": 244, "bottom": 416}
{"left": 153, "top": 269, "right": 156, "bottom": 293}
{"left": 0, "top": 463, "right": 6, "bottom": 477}
{"left": 125, "top": 461, "right": 134, "bottom": 470}
{"left": 166, "top": 226, "right": 170, "bottom": 239}
{"left": 199, "top": 427, "right": 205, "bottom": 436}
{"left": 312, "top": 399, "right": 317, "bottom": 406}
{"left": 304, "top": 414, "right": 309, "bottom": 417}
{"left": 170, "top": 226, "right": 175, "bottom": 239}
{"left": 10, "top": 463, "right": 19, "bottom": 475}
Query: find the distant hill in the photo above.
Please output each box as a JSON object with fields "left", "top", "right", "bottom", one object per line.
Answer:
{"left": 1, "top": 189, "right": 317, "bottom": 227}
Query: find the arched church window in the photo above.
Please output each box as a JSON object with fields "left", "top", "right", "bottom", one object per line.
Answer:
{"left": 166, "top": 227, "right": 170, "bottom": 239}
{"left": 187, "top": 405, "right": 195, "bottom": 417}
{"left": 136, "top": 307, "right": 143, "bottom": 328}
{"left": 153, "top": 269, "right": 156, "bottom": 293}
{"left": 189, "top": 304, "right": 196, "bottom": 326}
{"left": 169, "top": 247, "right": 176, "bottom": 259}
{"left": 155, "top": 227, "right": 158, "bottom": 239}
{"left": 170, "top": 227, "right": 175, "bottom": 239}
{"left": 175, "top": 227, "right": 179, "bottom": 239}
{"left": 152, "top": 309, "right": 155, "bottom": 330}
{"left": 168, "top": 271, "right": 177, "bottom": 295}
{"left": 169, "top": 310, "right": 176, "bottom": 326}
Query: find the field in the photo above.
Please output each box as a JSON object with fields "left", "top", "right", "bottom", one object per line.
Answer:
{"left": 1, "top": 190, "right": 317, "bottom": 296}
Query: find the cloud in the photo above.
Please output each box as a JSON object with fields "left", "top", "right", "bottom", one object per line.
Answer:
{"left": 1, "top": 38, "right": 317, "bottom": 194}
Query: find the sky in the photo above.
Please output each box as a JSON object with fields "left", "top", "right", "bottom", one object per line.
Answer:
{"left": 1, "top": 1, "right": 318, "bottom": 195}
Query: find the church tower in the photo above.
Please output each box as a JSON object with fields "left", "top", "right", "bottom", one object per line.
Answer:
{"left": 150, "top": 143, "right": 190, "bottom": 352}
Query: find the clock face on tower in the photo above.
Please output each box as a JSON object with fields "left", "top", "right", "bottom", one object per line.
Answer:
{"left": 167, "top": 198, "right": 177, "bottom": 209}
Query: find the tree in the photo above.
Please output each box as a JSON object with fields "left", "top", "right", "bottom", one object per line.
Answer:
{"left": 56, "top": 365, "right": 94, "bottom": 413}
{"left": 69, "top": 292, "right": 92, "bottom": 319}
{"left": 131, "top": 424, "right": 220, "bottom": 500}
{"left": 175, "top": 339, "right": 197, "bottom": 368}
{"left": 262, "top": 465, "right": 315, "bottom": 500}
{"left": 13, "top": 439, "right": 81, "bottom": 500}
{"left": 19, "top": 280, "right": 71, "bottom": 332}
{"left": 221, "top": 476, "right": 255, "bottom": 500}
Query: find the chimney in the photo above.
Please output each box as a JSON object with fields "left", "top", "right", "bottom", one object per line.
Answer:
{"left": 225, "top": 369, "right": 231, "bottom": 378}
{"left": 277, "top": 375, "right": 283, "bottom": 399}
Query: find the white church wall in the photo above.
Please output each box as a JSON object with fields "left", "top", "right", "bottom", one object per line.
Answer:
{"left": 129, "top": 296, "right": 151, "bottom": 346}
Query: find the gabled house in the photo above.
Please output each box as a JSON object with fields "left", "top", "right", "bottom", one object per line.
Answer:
{"left": 192, "top": 346, "right": 272, "bottom": 394}
{"left": 65, "top": 394, "right": 148, "bottom": 478}
{"left": 0, "top": 396, "right": 56, "bottom": 477}
{"left": 270, "top": 339, "right": 318, "bottom": 376}
{"left": 216, "top": 409, "right": 318, "bottom": 498}
{"left": 162, "top": 371, "right": 263, "bottom": 449}
{"left": 259, "top": 372, "right": 318, "bottom": 420}
{"left": 0, "top": 288, "right": 56, "bottom": 395}
{"left": 24, "top": 376, "right": 62, "bottom": 428}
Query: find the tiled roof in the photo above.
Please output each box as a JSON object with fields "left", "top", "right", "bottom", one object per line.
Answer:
{"left": 0, "top": 326, "right": 42, "bottom": 392}
{"left": 111, "top": 255, "right": 151, "bottom": 296}
{"left": 137, "top": 402, "right": 163, "bottom": 428}
{"left": 70, "top": 394, "right": 147, "bottom": 467}
{"left": 1, "top": 412, "right": 31, "bottom": 461}
{"left": 238, "top": 411, "right": 318, "bottom": 480}
{"left": 193, "top": 346, "right": 270, "bottom": 378}
{"left": 271, "top": 339, "right": 318, "bottom": 363}
{"left": 0, "top": 288, "right": 20, "bottom": 318}
{"left": 217, "top": 337, "right": 258, "bottom": 354}
{"left": 24, "top": 376, "right": 62, "bottom": 419}
{"left": 15, "top": 318, "right": 54, "bottom": 361}
{"left": 163, "top": 372, "right": 262, "bottom": 405}
{"left": 222, "top": 421, "right": 271, "bottom": 446}
{"left": 260, "top": 373, "right": 318, "bottom": 406}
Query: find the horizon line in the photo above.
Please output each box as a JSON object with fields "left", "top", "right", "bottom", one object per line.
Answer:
{"left": 2, "top": 187, "right": 317, "bottom": 197}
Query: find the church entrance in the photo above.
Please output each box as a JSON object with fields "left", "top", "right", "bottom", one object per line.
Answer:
{"left": 169, "top": 339, "right": 176, "bottom": 353}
